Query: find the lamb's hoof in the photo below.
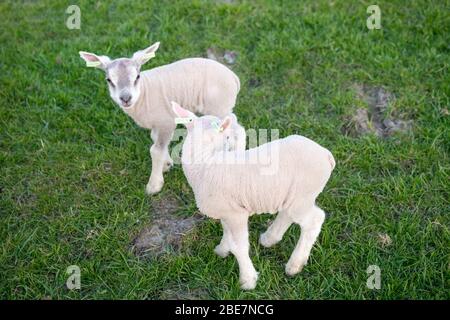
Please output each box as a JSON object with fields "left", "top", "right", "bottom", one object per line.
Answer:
{"left": 145, "top": 179, "right": 164, "bottom": 195}
{"left": 214, "top": 245, "right": 230, "bottom": 258}
{"left": 240, "top": 272, "right": 259, "bottom": 290}
{"left": 285, "top": 261, "right": 306, "bottom": 277}
{"left": 259, "top": 232, "right": 279, "bottom": 248}
{"left": 163, "top": 159, "right": 173, "bottom": 172}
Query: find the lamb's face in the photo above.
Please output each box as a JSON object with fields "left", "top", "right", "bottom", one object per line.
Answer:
{"left": 105, "top": 59, "right": 141, "bottom": 108}
{"left": 79, "top": 42, "right": 160, "bottom": 109}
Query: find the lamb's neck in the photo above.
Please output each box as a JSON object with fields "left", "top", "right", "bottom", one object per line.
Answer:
{"left": 182, "top": 141, "right": 217, "bottom": 164}
{"left": 181, "top": 142, "right": 219, "bottom": 181}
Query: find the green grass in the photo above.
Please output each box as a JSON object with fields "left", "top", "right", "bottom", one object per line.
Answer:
{"left": 0, "top": 0, "right": 449, "bottom": 299}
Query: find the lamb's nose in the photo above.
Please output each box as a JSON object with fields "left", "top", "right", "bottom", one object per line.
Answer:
{"left": 120, "top": 93, "right": 132, "bottom": 104}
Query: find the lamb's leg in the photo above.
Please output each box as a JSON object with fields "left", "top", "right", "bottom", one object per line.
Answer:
{"left": 285, "top": 205, "right": 325, "bottom": 276}
{"left": 214, "top": 220, "right": 231, "bottom": 258}
{"left": 146, "top": 127, "right": 174, "bottom": 195}
{"left": 162, "top": 147, "right": 174, "bottom": 172}
{"left": 222, "top": 215, "right": 258, "bottom": 290}
{"left": 259, "top": 210, "right": 293, "bottom": 248}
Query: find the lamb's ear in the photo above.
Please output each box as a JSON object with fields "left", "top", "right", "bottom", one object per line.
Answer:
{"left": 79, "top": 51, "right": 110, "bottom": 70}
{"left": 219, "top": 116, "right": 232, "bottom": 132}
{"left": 132, "top": 42, "right": 160, "bottom": 66}
{"left": 171, "top": 101, "right": 196, "bottom": 126}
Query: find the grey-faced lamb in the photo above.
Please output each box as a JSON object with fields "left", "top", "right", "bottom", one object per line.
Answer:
{"left": 79, "top": 42, "right": 242, "bottom": 194}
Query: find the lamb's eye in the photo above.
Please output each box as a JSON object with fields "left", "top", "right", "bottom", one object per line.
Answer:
{"left": 106, "top": 78, "right": 114, "bottom": 87}
{"left": 135, "top": 74, "right": 140, "bottom": 84}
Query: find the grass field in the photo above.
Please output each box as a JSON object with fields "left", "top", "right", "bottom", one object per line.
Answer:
{"left": 0, "top": 0, "right": 449, "bottom": 299}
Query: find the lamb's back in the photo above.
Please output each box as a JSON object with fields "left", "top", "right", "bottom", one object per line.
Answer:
{"left": 212, "top": 135, "right": 334, "bottom": 215}
{"left": 141, "top": 58, "right": 238, "bottom": 115}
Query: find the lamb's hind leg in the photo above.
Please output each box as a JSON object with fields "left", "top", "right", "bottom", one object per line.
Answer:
{"left": 146, "top": 127, "right": 174, "bottom": 195}
{"left": 259, "top": 210, "right": 293, "bottom": 248}
{"left": 222, "top": 214, "right": 258, "bottom": 290}
{"left": 285, "top": 205, "right": 325, "bottom": 276}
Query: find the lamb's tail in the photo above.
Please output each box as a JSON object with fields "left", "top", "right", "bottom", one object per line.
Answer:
{"left": 328, "top": 152, "right": 336, "bottom": 171}
{"left": 233, "top": 72, "right": 241, "bottom": 93}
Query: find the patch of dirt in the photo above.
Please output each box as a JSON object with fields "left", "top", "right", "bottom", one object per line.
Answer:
{"left": 343, "top": 85, "right": 413, "bottom": 138}
{"left": 12, "top": 189, "right": 37, "bottom": 207}
{"left": 346, "top": 108, "right": 371, "bottom": 135}
{"left": 206, "top": 47, "right": 237, "bottom": 65}
{"left": 131, "top": 196, "right": 203, "bottom": 256}
{"left": 152, "top": 195, "right": 180, "bottom": 216}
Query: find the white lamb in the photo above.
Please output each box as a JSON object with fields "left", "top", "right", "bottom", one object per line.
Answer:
{"left": 79, "top": 42, "right": 242, "bottom": 194}
{"left": 172, "top": 101, "right": 336, "bottom": 290}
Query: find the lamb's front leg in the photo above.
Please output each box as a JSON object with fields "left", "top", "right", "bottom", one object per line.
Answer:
{"left": 222, "top": 215, "right": 258, "bottom": 290}
{"left": 146, "top": 127, "right": 174, "bottom": 195}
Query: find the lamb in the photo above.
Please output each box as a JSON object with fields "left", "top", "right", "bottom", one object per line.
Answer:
{"left": 172, "top": 101, "right": 336, "bottom": 290}
{"left": 79, "top": 42, "right": 242, "bottom": 194}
